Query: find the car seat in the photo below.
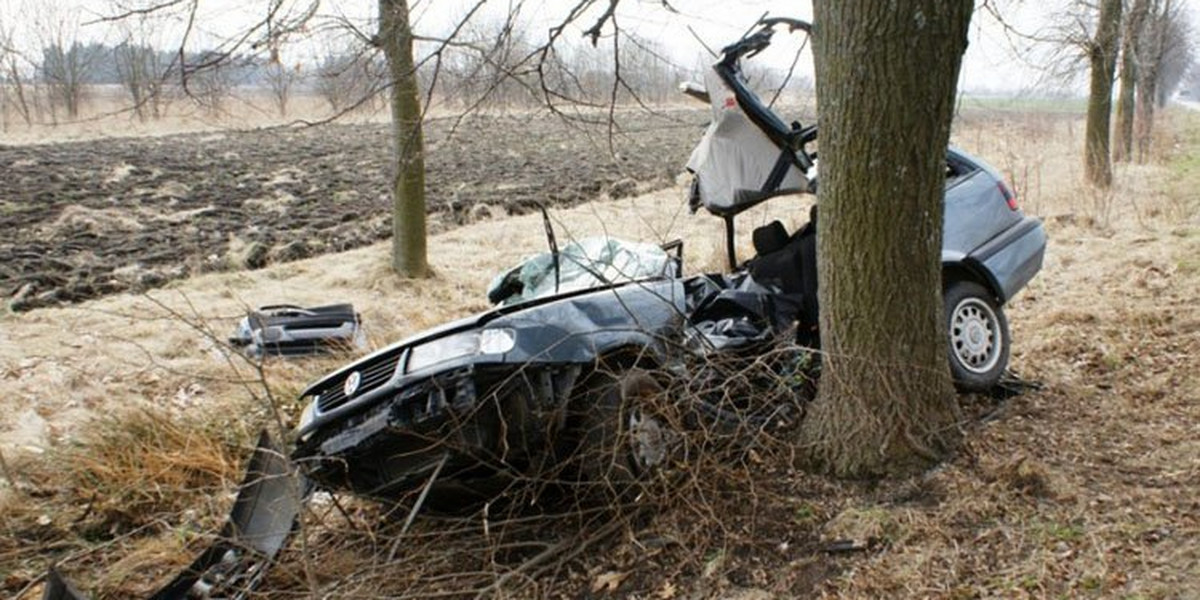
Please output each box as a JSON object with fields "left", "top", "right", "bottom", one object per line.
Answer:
{"left": 746, "top": 206, "right": 819, "bottom": 335}
{"left": 752, "top": 220, "right": 790, "bottom": 256}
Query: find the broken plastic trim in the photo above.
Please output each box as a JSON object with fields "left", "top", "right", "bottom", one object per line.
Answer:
{"left": 42, "top": 430, "right": 305, "bottom": 600}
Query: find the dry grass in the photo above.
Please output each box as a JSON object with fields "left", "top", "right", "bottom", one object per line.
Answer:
{"left": 2, "top": 106, "right": 1199, "bottom": 599}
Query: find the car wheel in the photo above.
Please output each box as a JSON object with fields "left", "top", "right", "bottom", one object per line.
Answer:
{"left": 944, "top": 280, "right": 1010, "bottom": 392}
{"left": 576, "top": 368, "right": 671, "bottom": 494}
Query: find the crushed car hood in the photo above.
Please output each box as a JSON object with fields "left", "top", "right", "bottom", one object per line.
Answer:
{"left": 300, "top": 278, "right": 679, "bottom": 398}
{"left": 296, "top": 277, "right": 687, "bottom": 435}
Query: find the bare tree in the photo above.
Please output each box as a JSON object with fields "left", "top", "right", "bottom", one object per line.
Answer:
{"left": 800, "top": 0, "right": 973, "bottom": 476}
{"left": 263, "top": 59, "right": 300, "bottom": 116}
{"left": 1134, "top": 0, "right": 1169, "bottom": 161}
{"left": 314, "top": 46, "right": 382, "bottom": 113}
{"left": 1153, "top": 11, "right": 1193, "bottom": 107}
{"left": 110, "top": 10, "right": 175, "bottom": 122}
{"left": 41, "top": 41, "right": 105, "bottom": 120}
{"left": 1114, "top": 0, "right": 1150, "bottom": 163}
{"left": 114, "top": 39, "right": 170, "bottom": 120}
{"left": 23, "top": 2, "right": 111, "bottom": 122}
{"left": 186, "top": 51, "right": 237, "bottom": 115}
{"left": 1083, "top": 0, "right": 1122, "bottom": 187}
{"left": 0, "top": 15, "right": 34, "bottom": 128}
{"left": 443, "top": 17, "right": 540, "bottom": 108}
{"left": 432, "top": 19, "right": 680, "bottom": 111}
{"left": 616, "top": 37, "right": 680, "bottom": 104}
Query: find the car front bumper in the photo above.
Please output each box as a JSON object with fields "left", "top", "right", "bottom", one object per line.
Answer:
{"left": 292, "top": 362, "right": 585, "bottom": 503}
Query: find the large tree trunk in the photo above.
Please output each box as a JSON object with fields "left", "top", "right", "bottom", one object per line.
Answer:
{"left": 1114, "top": 0, "right": 1150, "bottom": 164}
{"left": 1084, "top": 0, "right": 1123, "bottom": 187}
{"left": 379, "top": 0, "right": 428, "bottom": 277}
{"left": 800, "top": 0, "right": 971, "bottom": 478}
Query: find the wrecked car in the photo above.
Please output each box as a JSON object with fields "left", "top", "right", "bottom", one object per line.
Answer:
{"left": 292, "top": 17, "right": 1045, "bottom": 506}
{"left": 291, "top": 234, "right": 764, "bottom": 505}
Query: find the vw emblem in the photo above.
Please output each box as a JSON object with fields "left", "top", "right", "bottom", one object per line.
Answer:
{"left": 343, "top": 371, "right": 362, "bottom": 397}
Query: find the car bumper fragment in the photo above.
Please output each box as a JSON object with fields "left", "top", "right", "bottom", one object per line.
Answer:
{"left": 42, "top": 431, "right": 305, "bottom": 600}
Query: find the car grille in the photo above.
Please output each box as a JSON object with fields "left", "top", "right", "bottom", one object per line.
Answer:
{"left": 315, "top": 348, "right": 404, "bottom": 413}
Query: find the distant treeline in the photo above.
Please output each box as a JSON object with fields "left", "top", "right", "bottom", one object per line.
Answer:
{"left": 33, "top": 42, "right": 268, "bottom": 87}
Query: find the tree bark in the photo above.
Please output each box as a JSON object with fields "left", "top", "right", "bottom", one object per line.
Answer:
{"left": 1114, "top": 0, "right": 1150, "bottom": 164}
{"left": 800, "top": 1, "right": 971, "bottom": 478}
{"left": 1135, "top": 0, "right": 1171, "bottom": 163}
{"left": 379, "top": 0, "right": 428, "bottom": 277}
{"left": 1084, "top": 0, "right": 1123, "bottom": 187}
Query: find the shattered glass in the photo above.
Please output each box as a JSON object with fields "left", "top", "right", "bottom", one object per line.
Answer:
{"left": 487, "top": 237, "right": 675, "bottom": 306}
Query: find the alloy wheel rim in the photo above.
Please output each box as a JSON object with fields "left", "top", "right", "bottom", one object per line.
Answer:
{"left": 950, "top": 297, "right": 1002, "bottom": 374}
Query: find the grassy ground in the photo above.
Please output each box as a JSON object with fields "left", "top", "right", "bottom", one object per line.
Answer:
{"left": 958, "top": 95, "right": 1088, "bottom": 116}
{"left": 1, "top": 107, "right": 1197, "bottom": 598}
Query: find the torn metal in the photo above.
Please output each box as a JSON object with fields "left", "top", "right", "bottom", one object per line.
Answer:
{"left": 289, "top": 264, "right": 814, "bottom": 511}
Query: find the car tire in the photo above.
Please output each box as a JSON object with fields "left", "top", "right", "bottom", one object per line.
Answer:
{"left": 575, "top": 368, "right": 669, "bottom": 494}
{"left": 944, "top": 280, "right": 1010, "bottom": 392}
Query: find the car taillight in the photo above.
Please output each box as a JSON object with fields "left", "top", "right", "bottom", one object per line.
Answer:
{"left": 998, "top": 181, "right": 1018, "bottom": 210}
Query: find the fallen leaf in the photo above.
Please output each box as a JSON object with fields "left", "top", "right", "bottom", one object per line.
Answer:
{"left": 591, "top": 570, "right": 629, "bottom": 593}
{"left": 656, "top": 580, "right": 677, "bottom": 599}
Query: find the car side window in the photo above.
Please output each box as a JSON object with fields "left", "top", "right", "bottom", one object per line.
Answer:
{"left": 945, "top": 156, "right": 980, "bottom": 189}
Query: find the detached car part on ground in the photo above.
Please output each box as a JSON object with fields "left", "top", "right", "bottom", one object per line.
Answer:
{"left": 229, "top": 303, "right": 366, "bottom": 357}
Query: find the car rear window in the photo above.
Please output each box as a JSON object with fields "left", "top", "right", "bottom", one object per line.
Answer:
{"left": 946, "top": 155, "right": 980, "bottom": 187}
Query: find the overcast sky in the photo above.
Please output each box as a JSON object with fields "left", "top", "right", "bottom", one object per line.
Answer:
{"left": 1, "top": 0, "right": 1195, "bottom": 95}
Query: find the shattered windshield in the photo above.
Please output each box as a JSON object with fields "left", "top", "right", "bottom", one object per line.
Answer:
{"left": 486, "top": 237, "right": 676, "bottom": 306}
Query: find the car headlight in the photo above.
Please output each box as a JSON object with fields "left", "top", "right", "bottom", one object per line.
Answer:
{"left": 479, "top": 328, "right": 517, "bottom": 354}
{"left": 406, "top": 328, "right": 516, "bottom": 373}
{"left": 297, "top": 400, "right": 317, "bottom": 437}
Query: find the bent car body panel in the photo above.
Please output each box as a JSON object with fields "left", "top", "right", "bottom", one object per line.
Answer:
{"left": 940, "top": 148, "right": 1041, "bottom": 302}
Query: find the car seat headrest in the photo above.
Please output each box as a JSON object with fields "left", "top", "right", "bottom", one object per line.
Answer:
{"left": 752, "top": 220, "right": 790, "bottom": 256}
